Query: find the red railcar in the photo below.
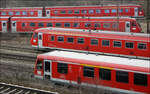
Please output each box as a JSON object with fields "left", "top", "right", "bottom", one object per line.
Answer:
{"left": 34, "top": 51, "right": 150, "bottom": 94}
{"left": 0, "top": 17, "right": 141, "bottom": 33}
{"left": 0, "top": 5, "right": 144, "bottom": 18}
{"left": 30, "top": 27, "right": 150, "bottom": 59}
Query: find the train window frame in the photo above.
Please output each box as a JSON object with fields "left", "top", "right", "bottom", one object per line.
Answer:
{"left": 134, "top": 73, "right": 147, "bottom": 86}
{"left": 73, "top": 23, "right": 79, "bottom": 27}
{"left": 112, "top": 22, "right": 119, "bottom": 29}
{"left": 68, "top": 10, "right": 73, "bottom": 14}
{"left": 8, "top": 12, "right": 13, "bottom": 15}
{"left": 30, "top": 11, "right": 34, "bottom": 15}
{"left": 61, "top": 10, "right": 66, "bottom": 14}
{"left": 96, "top": 9, "right": 101, "bottom": 14}
{"left": 22, "top": 11, "right": 27, "bottom": 15}
{"left": 36, "top": 60, "right": 43, "bottom": 70}
{"left": 22, "top": 23, "right": 26, "bottom": 27}
{"left": 113, "top": 41, "right": 122, "bottom": 48}
{"left": 77, "top": 38, "right": 84, "bottom": 44}
{"left": 1, "top": 12, "right": 6, "bottom": 15}
{"left": 138, "top": 43, "right": 147, "bottom": 50}
{"left": 99, "top": 68, "right": 111, "bottom": 80}
{"left": 64, "top": 23, "right": 71, "bottom": 27}
{"left": 103, "top": 23, "right": 110, "bottom": 28}
{"left": 83, "top": 66, "right": 94, "bottom": 78}
{"left": 75, "top": 10, "right": 80, "bottom": 14}
{"left": 55, "top": 23, "right": 61, "bottom": 27}
{"left": 47, "top": 23, "right": 53, "bottom": 27}
{"left": 125, "top": 42, "right": 134, "bottom": 49}
{"left": 91, "top": 39, "right": 98, "bottom": 45}
{"left": 102, "top": 40, "right": 110, "bottom": 47}
{"left": 111, "top": 9, "right": 117, "bottom": 13}
{"left": 38, "top": 23, "right": 44, "bottom": 27}
{"left": 67, "top": 37, "right": 74, "bottom": 43}
{"left": 89, "top": 10, "right": 94, "bottom": 14}
{"left": 50, "top": 36, "right": 55, "bottom": 41}
{"left": 57, "top": 63, "right": 68, "bottom": 74}
{"left": 104, "top": 9, "right": 110, "bottom": 13}
{"left": 94, "top": 23, "right": 101, "bottom": 28}
{"left": 116, "top": 70, "right": 129, "bottom": 83}
{"left": 81, "top": 10, "right": 87, "bottom": 14}
{"left": 30, "top": 23, "right": 35, "bottom": 27}
{"left": 57, "top": 36, "right": 64, "bottom": 42}
{"left": 15, "top": 11, "right": 20, "bottom": 15}
{"left": 85, "top": 23, "right": 91, "bottom": 27}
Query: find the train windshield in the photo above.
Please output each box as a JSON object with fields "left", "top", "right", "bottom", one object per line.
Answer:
{"left": 138, "top": 7, "right": 142, "bottom": 12}
{"left": 33, "top": 33, "right": 38, "bottom": 38}
{"left": 36, "top": 60, "right": 42, "bottom": 70}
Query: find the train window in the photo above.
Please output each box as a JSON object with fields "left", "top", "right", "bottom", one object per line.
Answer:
{"left": 67, "top": 37, "right": 74, "bottom": 43}
{"left": 22, "top": 11, "right": 27, "bottom": 15}
{"left": 96, "top": 9, "right": 101, "bottom": 14}
{"left": 89, "top": 10, "right": 94, "bottom": 14}
{"left": 64, "top": 23, "right": 70, "bottom": 27}
{"left": 111, "top": 9, "right": 117, "bottom": 13}
{"left": 102, "top": 40, "right": 110, "bottom": 46}
{"left": 125, "top": 42, "right": 134, "bottom": 48}
{"left": 104, "top": 9, "right": 110, "bottom": 13}
{"left": 103, "top": 23, "right": 110, "bottom": 28}
{"left": 36, "top": 60, "right": 42, "bottom": 70}
{"left": 91, "top": 39, "right": 98, "bottom": 45}
{"left": 13, "top": 23, "right": 16, "bottom": 27}
{"left": 55, "top": 23, "right": 61, "bottom": 27}
{"left": 57, "top": 63, "right": 68, "bottom": 74}
{"left": 94, "top": 23, "right": 101, "bottom": 28}
{"left": 138, "top": 43, "right": 147, "bottom": 50}
{"left": 85, "top": 23, "right": 91, "bottom": 27}
{"left": 113, "top": 41, "right": 121, "bottom": 47}
{"left": 73, "top": 23, "right": 79, "bottom": 27}
{"left": 3, "top": 23, "right": 6, "bottom": 26}
{"left": 112, "top": 22, "right": 119, "bottom": 29}
{"left": 15, "top": 12, "right": 20, "bottom": 15}
{"left": 30, "top": 11, "right": 34, "bottom": 15}
{"left": 8, "top": 12, "right": 13, "bottom": 15}
{"left": 61, "top": 10, "right": 66, "bottom": 14}
{"left": 38, "top": 23, "right": 44, "bottom": 27}
{"left": 30, "top": 23, "right": 35, "bottom": 27}
{"left": 119, "top": 9, "right": 123, "bottom": 13}
{"left": 50, "top": 36, "right": 55, "bottom": 41}
{"left": 83, "top": 66, "right": 94, "bottom": 78}
{"left": 1, "top": 12, "right": 6, "bottom": 15}
{"left": 22, "top": 23, "right": 26, "bottom": 27}
{"left": 54, "top": 11, "right": 58, "bottom": 14}
{"left": 77, "top": 38, "right": 84, "bottom": 44}
{"left": 125, "top": 9, "right": 129, "bottom": 13}
{"left": 81, "top": 10, "right": 87, "bottom": 14}
{"left": 116, "top": 71, "right": 129, "bottom": 83}
{"left": 99, "top": 68, "right": 111, "bottom": 80}
{"left": 134, "top": 73, "right": 147, "bottom": 86}
{"left": 33, "top": 33, "right": 38, "bottom": 38}
{"left": 47, "top": 23, "right": 53, "bottom": 27}
{"left": 57, "top": 36, "right": 64, "bottom": 42}
{"left": 138, "top": 8, "right": 142, "bottom": 12}
{"left": 132, "top": 22, "right": 136, "bottom": 26}
{"left": 68, "top": 10, "right": 73, "bottom": 14}
{"left": 75, "top": 10, "right": 80, "bottom": 14}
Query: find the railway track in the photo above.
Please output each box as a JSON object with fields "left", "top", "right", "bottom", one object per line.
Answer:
{"left": 0, "top": 83, "right": 58, "bottom": 94}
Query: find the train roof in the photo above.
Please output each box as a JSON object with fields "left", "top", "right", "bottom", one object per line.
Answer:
{"left": 38, "top": 51, "right": 150, "bottom": 74}
{"left": 34, "top": 27, "right": 150, "bottom": 42}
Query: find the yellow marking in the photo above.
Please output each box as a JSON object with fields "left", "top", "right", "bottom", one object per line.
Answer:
{"left": 80, "top": 64, "right": 113, "bottom": 70}
{"left": 48, "top": 32, "right": 89, "bottom": 37}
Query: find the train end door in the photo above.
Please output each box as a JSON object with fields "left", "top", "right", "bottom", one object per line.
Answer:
{"left": 2, "top": 21, "right": 7, "bottom": 32}
{"left": 38, "top": 33, "right": 43, "bottom": 48}
{"left": 11, "top": 21, "right": 17, "bottom": 32}
{"left": 38, "top": 10, "right": 42, "bottom": 17}
{"left": 134, "top": 8, "right": 138, "bottom": 17}
{"left": 44, "top": 60, "right": 51, "bottom": 80}
{"left": 46, "top": 10, "right": 50, "bottom": 17}
{"left": 125, "top": 22, "right": 130, "bottom": 32}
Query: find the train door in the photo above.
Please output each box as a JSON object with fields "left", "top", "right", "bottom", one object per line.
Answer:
{"left": 46, "top": 10, "right": 50, "bottom": 17}
{"left": 134, "top": 8, "right": 138, "bottom": 17}
{"left": 38, "top": 33, "right": 43, "bottom": 48}
{"left": 11, "top": 21, "right": 16, "bottom": 32}
{"left": 125, "top": 22, "right": 130, "bottom": 32}
{"left": 2, "top": 21, "right": 7, "bottom": 32}
{"left": 38, "top": 10, "right": 42, "bottom": 17}
{"left": 43, "top": 60, "right": 51, "bottom": 80}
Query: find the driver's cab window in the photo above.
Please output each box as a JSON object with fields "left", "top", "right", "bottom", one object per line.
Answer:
{"left": 36, "top": 60, "right": 43, "bottom": 70}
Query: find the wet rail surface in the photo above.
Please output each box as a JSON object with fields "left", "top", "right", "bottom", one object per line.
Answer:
{"left": 0, "top": 83, "right": 58, "bottom": 94}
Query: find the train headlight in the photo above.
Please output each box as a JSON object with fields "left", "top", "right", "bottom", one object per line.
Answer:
{"left": 33, "top": 39, "right": 36, "bottom": 43}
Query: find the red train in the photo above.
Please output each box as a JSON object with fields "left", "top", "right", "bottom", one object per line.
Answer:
{"left": 34, "top": 51, "right": 150, "bottom": 94}
{"left": 0, "top": 4, "right": 144, "bottom": 18}
{"left": 30, "top": 27, "right": 150, "bottom": 59}
{"left": 0, "top": 17, "right": 142, "bottom": 33}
